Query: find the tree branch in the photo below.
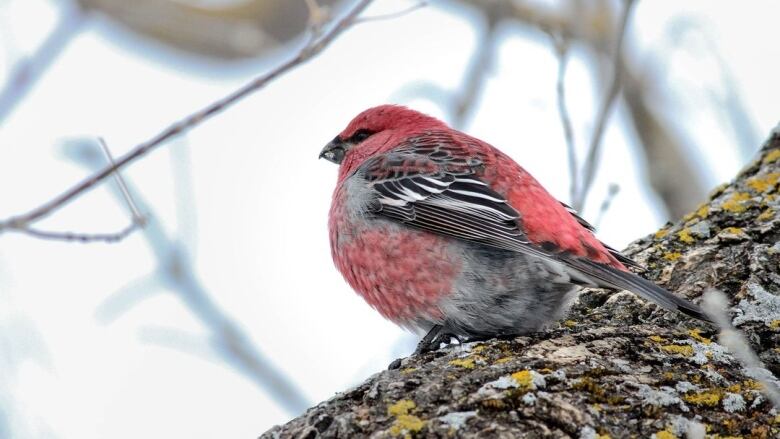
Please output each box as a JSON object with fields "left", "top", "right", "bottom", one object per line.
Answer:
{"left": 0, "top": 2, "right": 85, "bottom": 124}
{"left": 0, "top": 0, "right": 374, "bottom": 239}
{"left": 550, "top": 34, "right": 578, "bottom": 204}
{"left": 574, "top": 0, "right": 636, "bottom": 212}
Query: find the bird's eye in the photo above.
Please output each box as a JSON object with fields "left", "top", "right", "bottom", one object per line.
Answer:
{"left": 349, "top": 129, "right": 374, "bottom": 143}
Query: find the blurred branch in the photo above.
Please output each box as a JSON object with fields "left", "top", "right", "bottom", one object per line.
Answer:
{"left": 77, "top": 0, "right": 340, "bottom": 59}
{"left": 574, "top": 0, "right": 635, "bottom": 212}
{"left": 95, "top": 273, "right": 160, "bottom": 323}
{"left": 0, "top": 2, "right": 84, "bottom": 124}
{"left": 0, "top": 0, "right": 374, "bottom": 241}
{"left": 593, "top": 183, "right": 620, "bottom": 229}
{"left": 451, "top": 7, "right": 500, "bottom": 129}
{"left": 452, "top": 0, "right": 706, "bottom": 219}
{"left": 550, "top": 34, "right": 578, "bottom": 204}
{"left": 621, "top": 67, "right": 706, "bottom": 219}
{"left": 68, "top": 139, "right": 312, "bottom": 415}
{"left": 702, "top": 290, "right": 780, "bottom": 408}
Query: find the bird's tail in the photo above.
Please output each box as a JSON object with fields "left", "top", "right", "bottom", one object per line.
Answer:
{"left": 564, "top": 256, "right": 712, "bottom": 323}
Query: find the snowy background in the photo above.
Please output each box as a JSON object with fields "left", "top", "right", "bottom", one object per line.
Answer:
{"left": 0, "top": 0, "right": 778, "bottom": 437}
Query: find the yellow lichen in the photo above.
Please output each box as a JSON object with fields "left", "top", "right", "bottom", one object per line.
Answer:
{"left": 721, "top": 418, "right": 739, "bottom": 432}
{"left": 388, "top": 399, "right": 416, "bottom": 416}
{"left": 683, "top": 203, "right": 709, "bottom": 222}
{"left": 746, "top": 172, "right": 780, "bottom": 193}
{"left": 470, "top": 344, "right": 486, "bottom": 354}
{"left": 596, "top": 434, "right": 611, "bottom": 439}
{"left": 683, "top": 390, "right": 721, "bottom": 406}
{"left": 678, "top": 228, "right": 695, "bottom": 244}
{"left": 400, "top": 367, "right": 417, "bottom": 375}
{"left": 511, "top": 370, "right": 534, "bottom": 390}
{"left": 774, "top": 414, "right": 780, "bottom": 424}
{"left": 742, "top": 379, "right": 763, "bottom": 390}
{"left": 654, "top": 430, "right": 678, "bottom": 439}
{"left": 660, "top": 344, "right": 694, "bottom": 357}
{"left": 571, "top": 377, "right": 607, "bottom": 401}
{"left": 726, "top": 383, "right": 742, "bottom": 393}
{"left": 654, "top": 228, "right": 669, "bottom": 239}
{"left": 494, "top": 357, "right": 513, "bottom": 364}
{"left": 721, "top": 192, "right": 751, "bottom": 213}
{"left": 689, "top": 328, "right": 712, "bottom": 345}
{"left": 448, "top": 358, "right": 475, "bottom": 369}
{"left": 389, "top": 415, "right": 425, "bottom": 437}
{"left": 563, "top": 320, "right": 577, "bottom": 328}
{"left": 758, "top": 208, "right": 775, "bottom": 222}
{"left": 763, "top": 148, "right": 780, "bottom": 164}
{"left": 481, "top": 399, "right": 505, "bottom": 409}
{"left": 770, "top": 320, "right": 780, "bottom": 330}
{"left": 648, "top": 335, "right": 665, "bottom": 343}
{"left": 663, "top": 252, "right": 683, "bottom": 262}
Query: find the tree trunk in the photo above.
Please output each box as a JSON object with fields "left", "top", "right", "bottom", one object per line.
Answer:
{"left": 263, "top": 129, "right": 780, "bottom": 438}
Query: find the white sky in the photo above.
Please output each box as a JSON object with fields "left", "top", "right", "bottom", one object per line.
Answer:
{"left": 0, "top": 0, "right": 778, "bottom": 437}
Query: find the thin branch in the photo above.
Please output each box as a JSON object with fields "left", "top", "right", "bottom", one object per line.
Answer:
{"left": 98, "top": 137, "right": 145, "bottom": 226}
{"left": 6, "top": 138, "right": 146, "bottom": 243}
{"left": 355, "top": 1, "right": 427, "bottom": 24}
{"left": 551, "top": 34, "right": 578, "bottom": 204}
{"left": 574, "top": 0, "right": 636, "bottom": 212}
{"left": 0, "top": 0, "right": 374, "bottom": 238}
{"left": 18, "top": 222, "right": 140, "bottom": 243}
{"left": 0, "top": 3, "right": 84, "bottom": 124}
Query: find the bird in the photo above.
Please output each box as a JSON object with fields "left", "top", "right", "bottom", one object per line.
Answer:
{"left": 320, "top": 105, "right": 710, "bottom": 353}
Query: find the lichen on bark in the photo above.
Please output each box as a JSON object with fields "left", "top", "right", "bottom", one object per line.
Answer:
{"left": 263, "top": 131, "right": 780, "bottom": 438}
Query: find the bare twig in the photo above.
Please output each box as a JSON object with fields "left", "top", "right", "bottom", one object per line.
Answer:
{"left": 355, "top": 1, "right": 427, "bottom": 24}
{"left": 6, "top": 138, "right": 145, "bottom": 243}
{"left": 0, "top": 0, "right": 374, "bottom": 239}
{"left": 574, "top": 0, "right": 636, "bottom": 212}
{"left": 68, "top": 142, "right": 312, "bottom": 414}
{"left": 18, "top": 222, "right": 140, "bottom": 243}
{"left": 98, "top": 137, "right": 145, "bottom": 226}
{"left": 550, "top": 34, "right": 578, "bottom": 204}
{"left": 0, "top": 3, "right": 84, "bottom": 124}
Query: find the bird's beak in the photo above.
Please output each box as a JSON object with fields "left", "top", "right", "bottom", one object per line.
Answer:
{"left": 319, "top": 136, "right": 347, "bottom": 165}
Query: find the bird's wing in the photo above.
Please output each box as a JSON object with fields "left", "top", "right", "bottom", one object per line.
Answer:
{"left": 358, "top": 137, "right": 709, "bottom": 322}
{"left": 558, "top": 201, "right": 643, "bottom": 270}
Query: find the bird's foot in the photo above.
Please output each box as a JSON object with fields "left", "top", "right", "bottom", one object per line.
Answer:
{"left": 413, "top": 325, "right": 460, "bottom": 355}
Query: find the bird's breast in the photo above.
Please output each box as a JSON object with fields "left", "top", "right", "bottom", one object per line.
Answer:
{"left": 328, "top": 179, "right": 460, "bottom": 326}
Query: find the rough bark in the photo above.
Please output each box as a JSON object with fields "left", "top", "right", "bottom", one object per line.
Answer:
{"left": 264, "top": 130, "right": 780, "bottom": 438}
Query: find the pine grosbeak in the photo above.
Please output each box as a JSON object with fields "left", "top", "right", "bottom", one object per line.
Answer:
{"left": 320, "top": 105, "right": 709, "bottom": 352}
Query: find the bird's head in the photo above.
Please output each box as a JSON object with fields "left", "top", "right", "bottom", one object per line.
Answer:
{"left": 320, "top": 105, "right": 446, "bottom": 175}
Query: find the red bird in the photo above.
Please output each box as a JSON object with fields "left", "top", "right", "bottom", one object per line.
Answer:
{"left": 321, "top": 105, "right": 708, "bottom": 352}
